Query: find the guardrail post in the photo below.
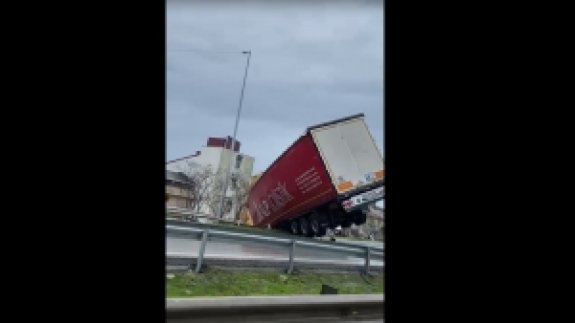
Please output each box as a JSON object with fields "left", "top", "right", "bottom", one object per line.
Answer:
{"left": 286, "top": 240, "right": 296, "bottom": 274}
{"left": 194, "top": 230, "right": 209, "bottom": 273}
{"left": 364, "top": 247, "right": 371, "bottom": 275}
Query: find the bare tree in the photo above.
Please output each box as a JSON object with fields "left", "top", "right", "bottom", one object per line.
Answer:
{"left": 204, "top": 170, "right": 250, "bottom": 221}
{"left": 176, "top": 161, "right": 215, "bottom": 213}
{"left": 206, "top": 169, "right": 227, "bottom": 217}
{"left": 230, "top": 173, "right": 251, "bottom": 221}
{"left": 175, "top": 161, "right": 252, "bottom": 221}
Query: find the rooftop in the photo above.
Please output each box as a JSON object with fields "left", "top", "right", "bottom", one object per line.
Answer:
{"left": 166, "top": 170, "right": 191, "bottom": 184}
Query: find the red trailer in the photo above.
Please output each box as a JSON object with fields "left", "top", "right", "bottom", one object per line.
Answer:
{"left": 247, "top": 113, "right": 384, "bottom": 237}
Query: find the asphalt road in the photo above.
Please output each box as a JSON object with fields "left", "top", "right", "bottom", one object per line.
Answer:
{"left": 166, "top": 235, "right": 384, "bottom": 267}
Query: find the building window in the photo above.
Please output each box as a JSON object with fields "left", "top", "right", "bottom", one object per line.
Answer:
{"left": 235, "top": 155, "right": 243, "bottom": 169}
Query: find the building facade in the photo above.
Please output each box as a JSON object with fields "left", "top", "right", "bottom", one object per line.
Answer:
{"left": 166, "top": 136, "right": 255, "bottom": 221}
{"left": 165, "top": 170, "right": 193, "bottom": 209}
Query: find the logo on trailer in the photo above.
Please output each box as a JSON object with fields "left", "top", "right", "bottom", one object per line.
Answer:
{"left": 253, "top": 182, "right": 294, "bottom": 223}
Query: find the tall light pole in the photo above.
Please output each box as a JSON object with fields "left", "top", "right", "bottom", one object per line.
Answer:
{"left": 218, "top": 50, "right": 251, "bottom": 220}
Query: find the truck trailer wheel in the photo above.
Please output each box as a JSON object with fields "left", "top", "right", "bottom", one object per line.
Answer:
{"left": 309, "top": 213, "right": 327, "bottom": 237}
{"left": 318, "top": 225, "right": 327, "bottom": 237}
{"left": 299, "top": 217, "right": 312, "bottom": 237}
{"left": 341, "top": 218, "right": 353, "bottom": 228}
{"left": 309, "top": 214, "right": 321, "bottom": 237}
{"left": 353, "top": 211, "right": 367, "bottom": 226}
{"left": 289, "top": 219, "right": 299, "bottom": 235}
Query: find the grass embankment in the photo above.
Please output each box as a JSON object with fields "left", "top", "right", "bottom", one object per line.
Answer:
{"left": 166, "top": 268, "right": 384, "bottom": 297}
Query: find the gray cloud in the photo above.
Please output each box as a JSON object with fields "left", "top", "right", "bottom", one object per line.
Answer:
{"left": 167, "top": 0, "right": 384, "bottom": 173}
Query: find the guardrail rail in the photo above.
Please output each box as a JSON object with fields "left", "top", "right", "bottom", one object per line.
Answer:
{"left": 166, "top": 223, "right": 384, "bottom": 274}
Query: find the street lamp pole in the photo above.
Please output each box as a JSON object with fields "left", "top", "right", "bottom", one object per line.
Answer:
{"left": 218, "top": 50, "right": 251, "bottom": 220}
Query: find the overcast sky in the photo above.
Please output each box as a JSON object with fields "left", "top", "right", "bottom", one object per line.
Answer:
{"left": 167, "top": 0, "right": 384, "bottom": 174}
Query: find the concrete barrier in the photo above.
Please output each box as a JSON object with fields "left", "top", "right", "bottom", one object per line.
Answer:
{"left": 166, "top": 294, "right": 384, "bottom": 322}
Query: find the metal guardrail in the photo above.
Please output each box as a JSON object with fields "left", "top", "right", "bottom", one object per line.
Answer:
{"left": 166, "top": 223, "right": 384, "bottom": 275}
{"left": 166, "top": 295, "right": 384, "bottom": 322}
{"left": 166, "top": 206, "right": 212, "bottom": 218}
{"left": 166, "top": 219, "right": 384, "bottom": 251}
{"left": 166, "top": 207, "right": 225, "bottom": 225}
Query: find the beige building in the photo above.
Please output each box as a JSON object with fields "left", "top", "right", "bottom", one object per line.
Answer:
{"left": 166, "top": 136, "right": 255, "bottom": 221}
{"left": 166, "top": 170, "right": 193, "bottom": 209}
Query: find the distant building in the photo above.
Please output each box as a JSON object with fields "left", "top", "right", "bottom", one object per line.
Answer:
{"left": 341, "top": 204, "right": 385, "bottom": 239}
{"left": 165, "top": 170, "right": 193, "bottom": 209}
{"left": 367, "top": 204, "right": 384, "bottom": 227}
{"left": 366, "top": 204, "right": 384, "bottom": 240}
{"left": 166, "top": 136, "right": 255, "bottom": 221}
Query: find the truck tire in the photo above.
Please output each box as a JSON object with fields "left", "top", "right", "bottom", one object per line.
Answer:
{"left": 309, "top": 213, "right": 325, "bottom": 237}
{"left": 342, "top": 217, "right": 353, "bottom": 228}
{"left": 299, "top": 217, "right": 312, "bottom": 237}
{"left": 328, "top": 214, "right": 336, "bottom": 229}
{"left": 318, "top": 225, "right": 327, "bottom": 237}
{"left": 353, "top": 211, "right": 367, "bottom": 226}
{"left": 289, "top": 219, "right": 299, "bottom": 235}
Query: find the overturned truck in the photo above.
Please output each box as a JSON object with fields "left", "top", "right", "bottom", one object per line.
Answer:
{"left": 246, "top": 113, "right": 384, "bottom": 237}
